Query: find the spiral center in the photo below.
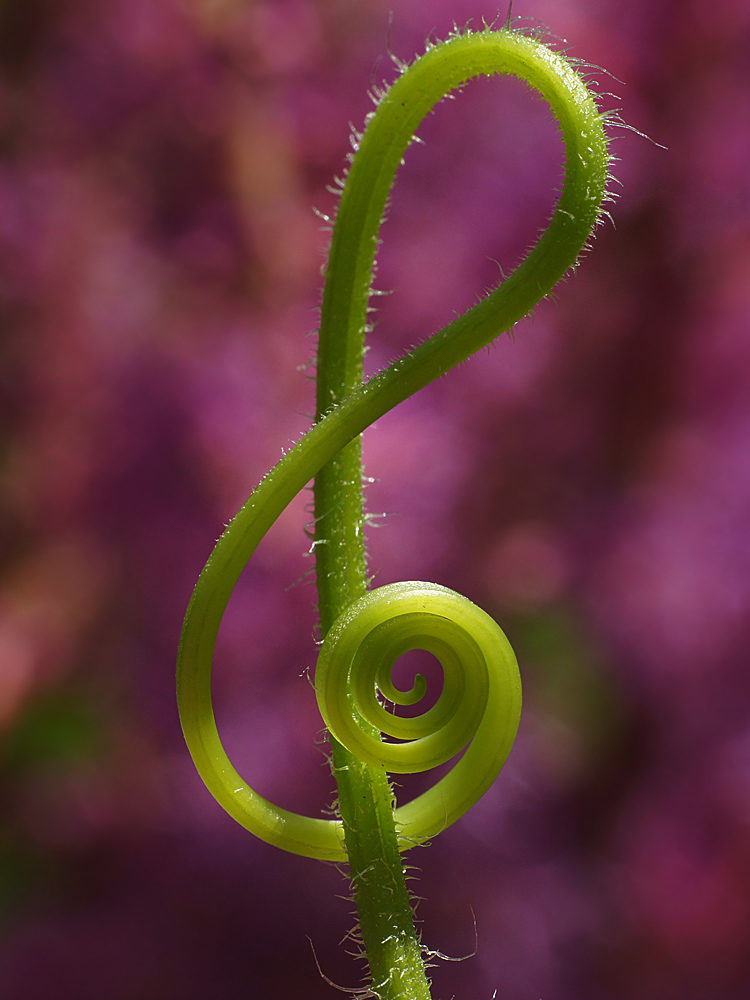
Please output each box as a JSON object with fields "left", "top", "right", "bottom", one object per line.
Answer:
{"left": 387, "top": 649, "right": 443, "bottom": 720}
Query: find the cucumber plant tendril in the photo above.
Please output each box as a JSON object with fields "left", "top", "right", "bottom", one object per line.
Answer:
{"left": 177, "top": 21, "right": 613, "bottom": 1000}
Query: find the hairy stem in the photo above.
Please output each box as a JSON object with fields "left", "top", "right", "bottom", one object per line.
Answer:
{"left": 314, "top": 153, "right": 431, "bottom": 1000}
{"left": 177, "top": 22, "right": 611, "bottom": 1000}
{"left": 310, "top": 25, "right": 609, "bottom": 997}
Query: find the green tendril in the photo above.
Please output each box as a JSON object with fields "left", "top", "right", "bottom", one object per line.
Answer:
{"left": 316, "top": 581, "right": 521, "bottom": 849}
{"left": 177, "top": 24, "right": 611, "bottom": 868}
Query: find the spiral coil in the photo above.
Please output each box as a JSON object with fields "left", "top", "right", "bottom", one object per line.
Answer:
{"left": 316, "top": 581, "right": 521, "bottom": 850}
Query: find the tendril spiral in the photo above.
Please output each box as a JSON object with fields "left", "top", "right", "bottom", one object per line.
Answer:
{"left": 316, "top": 582, "right": 521, "bottom": 848}
{"left": 177, "top": 26, "right": 611, "bottom": 862}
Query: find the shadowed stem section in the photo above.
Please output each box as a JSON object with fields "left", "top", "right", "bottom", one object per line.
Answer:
{"left": 313, "top": 95, "right": 429, "bottom": 990}
{"left": 314, "top": 334, "right": 431, "bottom": 1000}
{"left": 333, "top": 747, "right": 430, "bottom": 998}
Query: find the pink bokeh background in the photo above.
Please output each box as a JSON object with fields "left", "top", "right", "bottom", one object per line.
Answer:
{"left": 1, "top": 1, "right": 750, "bottom": 997}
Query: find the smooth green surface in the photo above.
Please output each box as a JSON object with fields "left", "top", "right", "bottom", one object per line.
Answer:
{"left": 317, "top": 582, "right": 520, "bottom": 792}
{"left": 177, "top": 25, "right": 610, "bottom": 861}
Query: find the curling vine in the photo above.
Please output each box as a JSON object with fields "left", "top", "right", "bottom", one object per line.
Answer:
{"left": 177, "top": 21, "right": 613, "bottom": 1000}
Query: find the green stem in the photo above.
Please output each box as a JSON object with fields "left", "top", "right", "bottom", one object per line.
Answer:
{"left": 314, "top": 116, "right": 430, "bottom": 1000}
{"left": 176, "top": 22, "right": 611, "bottom": 1000}
{"left": 311, "top": 25, "right": 609, "bottom": 997}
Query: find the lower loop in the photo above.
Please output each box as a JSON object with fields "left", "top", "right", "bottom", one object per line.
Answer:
{"left": 316, "top": 581, "right": 522, "bottom": 843}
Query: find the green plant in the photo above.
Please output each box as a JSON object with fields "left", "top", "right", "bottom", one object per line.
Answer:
{"left": 177, "top": 20, "right": 612, "bottom": 1000}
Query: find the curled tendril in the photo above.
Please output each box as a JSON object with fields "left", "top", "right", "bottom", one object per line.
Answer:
{"left": 177, "top": 26, "right": 611, "bottom": 862}
{"left": 316, "top": 582, "right": 521, "bottom": 849}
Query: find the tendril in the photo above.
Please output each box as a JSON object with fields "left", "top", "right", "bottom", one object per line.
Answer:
{"left": 177, "top": 25, "right": 611, "bottom": 862}
{"left": 316, "top": 582, "right": 521, "bottom": 849}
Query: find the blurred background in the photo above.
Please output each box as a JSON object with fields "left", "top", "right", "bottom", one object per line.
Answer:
{"left": 1, "top": 0, "right": 749, "bottom": 997}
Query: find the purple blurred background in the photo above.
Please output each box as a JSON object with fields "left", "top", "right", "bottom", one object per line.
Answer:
{"left": 1, "top": 0, "right": 749, "bottom": 997}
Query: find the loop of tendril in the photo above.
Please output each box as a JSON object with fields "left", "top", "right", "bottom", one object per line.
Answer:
{"left": 316, "top": 581, "right": 521, "bottom": 842}
{"left": 177, "top": 26, "right": 611, "bottom": 861}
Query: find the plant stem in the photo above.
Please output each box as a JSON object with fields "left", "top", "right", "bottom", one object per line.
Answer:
{"left": 314, "top": 269, "right": 431, "bottom": 998}
{"left": 177, "top": 23, "right": 611, "bottom": 996}
{"left": 312, "top": 23, "right": 611, "bottom": 993}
